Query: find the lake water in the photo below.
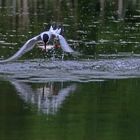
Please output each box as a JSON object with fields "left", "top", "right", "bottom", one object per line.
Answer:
{"left": 0, "top": 0, "right": 140, "bottom": 140}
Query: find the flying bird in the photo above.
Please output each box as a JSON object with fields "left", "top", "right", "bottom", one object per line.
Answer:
{"left": 0, "top": 26, "right": 74, "bottom": 63}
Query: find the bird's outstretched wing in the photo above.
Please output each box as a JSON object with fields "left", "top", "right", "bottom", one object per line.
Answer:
{"left": 50, "top": 26, "right": 74, "bottom": 53}
{"left": 58, "top": 35, "right": 74, "bottom": 53}
{"left": 0, "top": 35, "right": 41, "bottom": 63}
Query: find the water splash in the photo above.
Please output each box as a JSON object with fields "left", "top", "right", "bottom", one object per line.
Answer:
{"left": 0, "top": 57, "right": 140, "bottom": 82}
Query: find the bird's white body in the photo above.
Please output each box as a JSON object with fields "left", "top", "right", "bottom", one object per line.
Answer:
{"left": 0, "top": 26, "right": 74, "bottom": 63}
{"left": 38, "top": 45, "right": 54, "bottom": 51}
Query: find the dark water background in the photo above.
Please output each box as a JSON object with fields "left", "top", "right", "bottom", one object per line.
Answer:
{"left": 0, "top": 0, "right": 140, "bottom": 140}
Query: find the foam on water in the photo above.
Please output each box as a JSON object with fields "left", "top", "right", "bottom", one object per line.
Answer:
{"left": 0, "top": 58, "right": 140, "bottom": 82}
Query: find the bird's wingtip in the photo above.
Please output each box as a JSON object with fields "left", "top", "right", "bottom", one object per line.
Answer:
{"left": 49, "top": 26, "right": 54, "bottom": 32}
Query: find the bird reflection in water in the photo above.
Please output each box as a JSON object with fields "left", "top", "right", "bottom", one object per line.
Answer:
{"left": 9, "top": 80, "right": 76, "bottom": 114}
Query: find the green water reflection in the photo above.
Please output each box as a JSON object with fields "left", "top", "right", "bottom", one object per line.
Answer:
{"left": 0, "top": 79, "right": 140, "bottom": 140}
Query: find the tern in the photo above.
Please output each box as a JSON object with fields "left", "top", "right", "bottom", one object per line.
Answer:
{"left": 0, "top": 26, "right": 74, "bottom": 63}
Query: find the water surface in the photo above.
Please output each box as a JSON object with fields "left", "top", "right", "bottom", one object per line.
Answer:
{"left": 0, "top": 78, "right": 140, "bottom": 140}
{"left": 0, "top": 57, "right": 140, "bottom": 82}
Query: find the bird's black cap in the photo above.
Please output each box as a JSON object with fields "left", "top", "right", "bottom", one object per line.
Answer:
{"left": 43, "top": 34, "right": 49, "bottom": 43}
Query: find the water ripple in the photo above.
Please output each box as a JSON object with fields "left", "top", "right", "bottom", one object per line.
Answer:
{"left": 0, "top": 58, "right": 140, "bottom": 82}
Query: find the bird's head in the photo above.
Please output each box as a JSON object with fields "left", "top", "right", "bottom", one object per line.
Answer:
{"left": 42, "top": 33, "right": 49, "bottom": 51}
